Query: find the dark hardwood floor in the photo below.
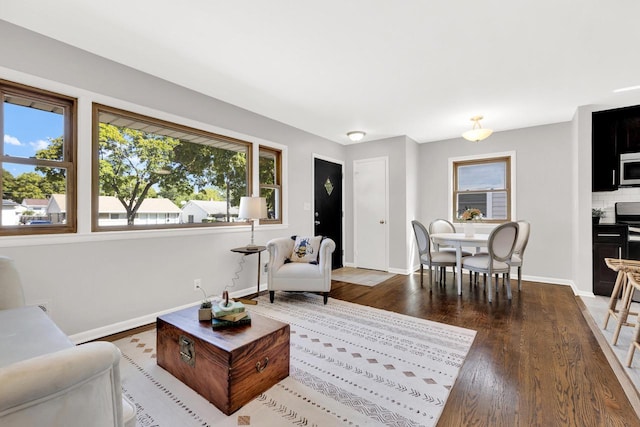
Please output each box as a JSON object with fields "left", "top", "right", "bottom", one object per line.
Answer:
{"left": 329, "top": 272, "right": 640, "bottom": 427}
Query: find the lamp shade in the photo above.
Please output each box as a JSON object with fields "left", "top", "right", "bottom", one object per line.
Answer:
{"left": 238, "top": 196, "right": 268, "bottom": 220}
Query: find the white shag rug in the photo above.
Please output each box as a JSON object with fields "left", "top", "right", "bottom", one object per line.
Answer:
{"left": 114, "top": 293, "right": 476, "bottom": 426}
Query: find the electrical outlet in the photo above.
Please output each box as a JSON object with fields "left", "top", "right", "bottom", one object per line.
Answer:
{"left": 32, "top": 300, "right": 51, "bottom": 316}
{"left": 193, "top": 278, "right": 202, "bottom": 291}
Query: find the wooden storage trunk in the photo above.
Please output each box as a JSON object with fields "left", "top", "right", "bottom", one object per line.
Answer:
{"left": 157, "top": 305, "right": 290, "bottom": 415}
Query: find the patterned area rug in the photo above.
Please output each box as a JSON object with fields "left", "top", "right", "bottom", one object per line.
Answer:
{"left": 114, "top": 293, "right": 476, "bottom": 426}
{"left": 331, "top": 267, "right": 396, "bottom": 286}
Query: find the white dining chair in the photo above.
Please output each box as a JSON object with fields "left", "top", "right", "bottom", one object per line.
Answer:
{"left": 461, "top": 222, "right": 519, "bottom": 302}
{"left": 508, "top": 220, "right": 530, "bottom": 291}
{"left": 412, "top": 220, "right": 457, "bottom": 289}
{"left": 428, "top": 219, "right": 473, "bottom": 257}
{"left": 429, "top": 219, "right": 472, "bottom": 283}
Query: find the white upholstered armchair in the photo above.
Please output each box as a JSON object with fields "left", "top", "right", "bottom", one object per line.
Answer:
{"left": 266, "top": 236, "right": 336, "bottom": 304}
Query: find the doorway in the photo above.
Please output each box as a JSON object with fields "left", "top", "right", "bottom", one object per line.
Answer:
{"left": 353, "top": 157, "right": 388, "bottom": 271}
{"left": 313, "top": 157, "right": 343, "bottom": 269}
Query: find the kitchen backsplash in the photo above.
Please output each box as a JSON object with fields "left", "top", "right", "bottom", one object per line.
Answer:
{"left": 592, "top": 187, "right": 640, "bottom": 223}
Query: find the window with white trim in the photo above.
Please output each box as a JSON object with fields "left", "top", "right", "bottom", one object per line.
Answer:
{"left": 452, "top": 155, "right": 512, "bottom": 223}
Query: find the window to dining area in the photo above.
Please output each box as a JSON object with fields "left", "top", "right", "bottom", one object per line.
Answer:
{"left": 452, "top": 154, "right": 513, "bottom": 223}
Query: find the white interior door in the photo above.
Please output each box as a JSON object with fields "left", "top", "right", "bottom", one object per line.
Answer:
{"left": 354, "top": 157, "right": 388, "bottom": 270}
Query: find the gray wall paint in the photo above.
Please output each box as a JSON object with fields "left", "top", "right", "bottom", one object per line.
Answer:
{"left": 0, "top": 21, "right": 345, "bottom": 337}
{"left": 345, "top": 136, "right": 409, "bottom": 272}
{"left": 418, "top": 122, "right": 574, "bottom": 284}
{"left": 405, "top": 137, "right": 420, "bottom": 273}
{"left": 1, "top": 19, "right": 629, "bottom": 337}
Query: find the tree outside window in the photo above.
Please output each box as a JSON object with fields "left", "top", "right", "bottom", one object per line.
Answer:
{"left": 259, "top": 147, "right": 282, "bottom": 222}
{"left": 0, "top": 80, "right": 76, "bottom": 235}
{"left": 93, "top": 104, "right": 250, "bottom": 230}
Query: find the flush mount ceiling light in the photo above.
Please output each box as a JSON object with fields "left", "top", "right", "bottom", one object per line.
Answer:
{"left": 347, "top": 131, "right": 366, "bottom": 142}
{"left": 462, "top": 115, "right": 493, "bottom": 142}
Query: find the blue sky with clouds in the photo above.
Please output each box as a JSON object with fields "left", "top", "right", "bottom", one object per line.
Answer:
{"left": 3, "top": 103, "right": 63, "bottom": 175}
{"left": 458, "top": 162, "right": 506, "bottom": 191}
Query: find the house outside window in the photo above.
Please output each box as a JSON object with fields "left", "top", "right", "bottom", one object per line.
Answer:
{"left": 259, "top": 146, "right": 282, "bottom": 222}
{"left": 0, "top": 80, "right": 76, "bottom": 235}
{"left": 452, "top": 154, "right": 513, "bottom": 223}
{"left": 92, "top": 104, "right": 251, "bottom": 231}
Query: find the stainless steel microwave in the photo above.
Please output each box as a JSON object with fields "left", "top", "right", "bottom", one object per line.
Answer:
{"left": 620, "top": 152, "right": 640, "bottom": 186}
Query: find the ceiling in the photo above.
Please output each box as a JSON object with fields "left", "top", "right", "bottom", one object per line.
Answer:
{"left": 3, "top": 1, "right": 640, "bottom": 145}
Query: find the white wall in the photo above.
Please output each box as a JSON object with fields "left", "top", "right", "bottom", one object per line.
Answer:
{"left": 418, "top": 122, "right": 575, "bottom": 286}
{"left": 0, "top": 21, "right": 345, "bottom": 339}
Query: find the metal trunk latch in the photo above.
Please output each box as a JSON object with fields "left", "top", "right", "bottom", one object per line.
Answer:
{"left": 179, "top": 335, "right": 195, "bottom": 367}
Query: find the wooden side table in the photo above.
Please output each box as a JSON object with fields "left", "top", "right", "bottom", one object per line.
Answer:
{"left": 230, "top": 246, "right": 266, "bottom": 298}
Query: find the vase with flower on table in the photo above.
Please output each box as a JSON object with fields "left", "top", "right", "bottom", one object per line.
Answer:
{"left": 460, "top": 208, "right": 483, "bottom": 237}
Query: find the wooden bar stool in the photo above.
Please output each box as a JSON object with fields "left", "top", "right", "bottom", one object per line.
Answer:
{"left": 602, "top": 258, "right": 640, "bottom": 345}
{"left": 624, "top": 272, "right": 640, "bottom": 367}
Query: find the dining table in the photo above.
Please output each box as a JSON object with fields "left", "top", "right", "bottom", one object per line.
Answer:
{"left": 430, "top": 232, "right": 490, "bottom": 296}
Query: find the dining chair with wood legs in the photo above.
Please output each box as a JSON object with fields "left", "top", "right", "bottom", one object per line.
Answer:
{"left": 507, "top": 220, "right": 531, "bottom": 291}
{"left": 461, "top": 222, "right": 519, "bottom": 302}
{"left": 412, "top": 220, "right": 457, "bottom": 289}
{"left": 429, "top": 218, "right": 471, "bottom": 283}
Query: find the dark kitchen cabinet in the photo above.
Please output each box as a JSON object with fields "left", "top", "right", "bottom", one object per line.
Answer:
{"left": 592, "top": 224, "right": 628, "bottom": 296}
{"left": 592, "top": 111, "right": 618, "bottom": 192}
{"left": 616, "top": 106, "right": 640, "bottom": 153}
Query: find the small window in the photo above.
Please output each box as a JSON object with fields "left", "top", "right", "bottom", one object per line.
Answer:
{"left": 259, "top": 147, "right": 282, "bottom": 222}
{"left": 93, "top": 104, "right": 251, "bottom": 231}
{"left": 0, "top": 80, "right": 76, "bottom": 235}
{"left": 453, "top": 155, "right": 511, "bottom": 223}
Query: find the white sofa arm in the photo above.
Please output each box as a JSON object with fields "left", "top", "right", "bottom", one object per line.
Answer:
{"left": 0, "top": 341, "right": 127, "bottom": 427}
{"left": 266, "top": 237, "right": 295, "bottom": 273}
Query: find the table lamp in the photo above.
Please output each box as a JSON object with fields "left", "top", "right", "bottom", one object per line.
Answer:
{"left": 238, "top": 196, "right": 268, "bottom": 249}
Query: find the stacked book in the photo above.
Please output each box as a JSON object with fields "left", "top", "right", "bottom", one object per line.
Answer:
{"left": 211, "top": 301, "right": 251, "bottom": 330}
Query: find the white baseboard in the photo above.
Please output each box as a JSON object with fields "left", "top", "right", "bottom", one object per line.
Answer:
{"left": 69, "top": 286, "right": 259, "bottom": 344}
{"left": 388, "top": 267, "right": 411, "bottom": 275}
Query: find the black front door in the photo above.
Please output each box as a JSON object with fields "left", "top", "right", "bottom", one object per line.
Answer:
{"left": 314, "top": 158, "right": 343, "bottom": 269}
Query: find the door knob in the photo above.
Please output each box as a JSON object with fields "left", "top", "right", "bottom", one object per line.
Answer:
{"left": 380, "top": 220, "right": 385, "bottom": 224}
{"left": 315, "top": 221, "right": 321, "bottom": 225}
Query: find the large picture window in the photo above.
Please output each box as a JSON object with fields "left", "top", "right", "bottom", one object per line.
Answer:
{"left": 453, "top": 155, "right": 512, "bottom": 223}
{"left": 0, "top": 80, "right": 76, "bottom": 235}
{"left": 92, "top": 104, "right": 251, "bottom": 231}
